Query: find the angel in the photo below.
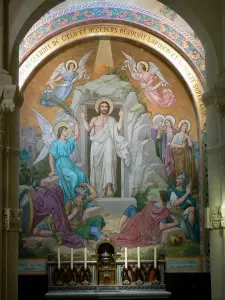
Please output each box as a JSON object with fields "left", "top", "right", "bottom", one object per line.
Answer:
{"left": 40, "top": 51, "right": 93, "bottom": 107}
{"left": 31, "top": 108, "right": 88, "bottom": 202}
{"left": 121, "top": 51, "right": 176, "bottom": 108}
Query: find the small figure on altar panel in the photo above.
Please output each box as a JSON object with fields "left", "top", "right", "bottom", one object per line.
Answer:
{"left": 121, "top": 51, "right": 176, "bottom": 108}
{"left": 167, "top": 171, "right": 200, "bottom": 241}
{"left": 111, "top": 191, "right": 178, "bottom": 247}
{"left": 40, "top": 52, "right": 92, "bottom": 107}
{"left": 81, "top": 97, "right": 130, "bottom": 197}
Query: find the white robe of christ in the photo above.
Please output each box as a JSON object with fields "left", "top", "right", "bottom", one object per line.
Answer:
{"left": 90, "top": 116, "right": 130, "bottom": 197}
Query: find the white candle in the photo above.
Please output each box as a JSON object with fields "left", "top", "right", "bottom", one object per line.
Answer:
{"left": 57, "top": 248, "right": 60, "bottom": 270}
{"left": 154, "top": 247, "right": 157, "bottom": 268}
{"left": 125, "top": 247, "right": 128, "bottom": 269}
{"left": 84, "top": 247, "right": 87, "bottom": 269}
{"left": 70, "top": 248, "right": 73, "bottom": 269}
{"left": 137, "top": 247, "right": 140, "bottom": 269}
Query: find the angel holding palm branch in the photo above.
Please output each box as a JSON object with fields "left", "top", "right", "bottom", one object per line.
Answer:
{"left": 40, "top": 51, "right": 93, "bottom": 107}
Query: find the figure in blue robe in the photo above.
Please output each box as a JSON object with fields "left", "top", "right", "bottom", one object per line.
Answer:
{"left": 40, "top": 69, "right": 78, "bottom": 107}
{"left": 49, "top": 136, "right": 88, "bottom": 202}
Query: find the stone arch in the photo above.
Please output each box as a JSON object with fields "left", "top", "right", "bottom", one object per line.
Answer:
{"left": 9, "top": 0, "right": 218, "bottom": 88}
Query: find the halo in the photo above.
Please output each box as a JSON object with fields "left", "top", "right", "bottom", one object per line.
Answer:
{"left": 178, "top": 119, "right": 191, "bottom": 131}
{"left": 95, "top": 97, "right": 113, "bottom": 115}
{"left": 65, "top": 59, "right": 77, "bottom": 71}
{"left": 165, "top": 115, "right": 176, "bottom": 126}
{"left": 152, "top": 114, "right": 165, "bottom": 126}
{"left": 53, "top": 121, "right": 72, "bottom": 138}
{"left": 137, "top": 61, "right": 149, "bottom": 72}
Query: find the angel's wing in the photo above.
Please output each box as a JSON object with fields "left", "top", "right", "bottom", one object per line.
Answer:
{"left": 121, "top": 51, "right": 138, "bottom": 79}
{"left": 31, "top": 108, "right": 56, "bottom": 164}
{"left": 149, "top": 62, "right": 168, "bottom": 85}
{"left": 49, "top": 63, "right": 66, "bottom": 81}
{"left": 77, "top": 51, "right": 93, "bottom": 79}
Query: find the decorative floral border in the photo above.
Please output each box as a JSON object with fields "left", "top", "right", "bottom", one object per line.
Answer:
{"left": 19, "top": 3, "right": 205, "bottom": 79}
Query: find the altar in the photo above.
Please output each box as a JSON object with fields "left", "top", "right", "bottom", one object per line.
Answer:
{"left": 45, "top": 241, "right": 171, "bottom": 299}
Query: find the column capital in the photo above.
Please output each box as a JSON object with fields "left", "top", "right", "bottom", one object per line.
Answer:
{"left": 0, "top": 84, "right": 18, "bottom": 113}
{"left": 202, "top": 85, "right": 225, "bottom": 119}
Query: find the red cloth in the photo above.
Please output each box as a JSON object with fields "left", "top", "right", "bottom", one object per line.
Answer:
{"left": 111, "top": 201, "right": 171, "bottom": 247}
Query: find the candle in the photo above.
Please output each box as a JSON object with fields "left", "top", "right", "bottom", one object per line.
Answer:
{"left": 57, "top": 248, "right": 60, "bottom": 270}
{"left": 70, "top": 248, "right": 73, "bottom": 269}
{"left": 84, "top": 247, "right": 87, "bottom": 269}
{"left": 137, "top": 247, "right": 140, "bottom": 269}
{"left": 154, "top": 247, "right": 157, "bottom": 268}
{"left": 125, "top": 247, "right": 128, "bottom": 269}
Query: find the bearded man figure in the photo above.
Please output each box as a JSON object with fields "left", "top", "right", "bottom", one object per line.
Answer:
{"left": 81, "top": 97, "right": 130, "bottom": 197}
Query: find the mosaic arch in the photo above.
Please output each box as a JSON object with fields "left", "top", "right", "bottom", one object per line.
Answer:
{"left": 19, "top": 2, "right": 205, "bottom": 81}
{"left": 19, "top": 20, "right": 208, "bottom": 269}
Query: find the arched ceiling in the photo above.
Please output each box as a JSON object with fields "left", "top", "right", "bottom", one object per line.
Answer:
{"left": 19, "top": 0, "right": 205, "bottom": 81}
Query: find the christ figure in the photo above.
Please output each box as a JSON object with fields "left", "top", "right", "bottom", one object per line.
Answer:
{"left": 81, "top": 98, "right": 130, "bottom": 198}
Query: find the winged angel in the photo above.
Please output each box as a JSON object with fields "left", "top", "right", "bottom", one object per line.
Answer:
{"left": 32, "top": 108, "right": 87, "bottom": 201}
{"left": 40, "top": 51, "right": 93, "bottom": 107}
{"left": 121, "top": 51, "right": 176, "bottom": 108}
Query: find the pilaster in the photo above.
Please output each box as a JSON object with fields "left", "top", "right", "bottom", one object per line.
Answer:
{"left": 203, "top": 81, "right": 225, "bottom": 300}
{"left": 0, "top": 78, "right": 22, "bottom": 300}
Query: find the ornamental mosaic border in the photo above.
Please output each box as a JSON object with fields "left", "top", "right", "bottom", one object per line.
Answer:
{"left": 19, "top": 2, "right": 205, "bottom": 79}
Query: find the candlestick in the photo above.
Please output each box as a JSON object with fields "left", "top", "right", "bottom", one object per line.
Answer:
{"left": 70, "top": 248, "right": 73, "bottom": 269}
{"left": 154, "top": 247, "right": 157, "bottom": 268}
{"left": 125, "top": 247, "right": 128, "bottom": 269}
{"left": 84, "top": 247, "right": 87, "bottom": 269}
{"left": 57, "top": 248, "right": 60, "bottom": 270}
{"left": 137, "top": 247, "right": 140, "bottom": 269}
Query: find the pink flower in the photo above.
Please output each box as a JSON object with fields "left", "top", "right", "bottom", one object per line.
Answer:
{"left": 118, "top": 11, "right": 128, "bottom": 18}
{"left": 101, "top": 8, "right": 113, "bottom": 17}
{"left": 84, "top": 10, "right": 95, "bottom": 18}
{"left": 144, "top": 19, "right": 154, "bottom": 26}
{"left": 45, "top": 22, "right": 54, "bottom": 32}
{"left": 190, "top": 50, "right": 199, "bottom": 60}
{"left": 200, "top": 59, "right": 205, "bottom": 71}
{"left": 72, "top": 11, "right": 81, "bottom": 20}
{"left": 57, "top": 19, "right": 68, "bottom": 26}
{"left": 181, "top": 39, "right": 189, "bottom": 49}
{"left": 158, "top": 23, "right": 166, "bottom": 32}
{"left": 130, "top": 11, "right": 141, "bottom": 20}
{"left": 169, "top": 32, "right": 179, "bottom": 40}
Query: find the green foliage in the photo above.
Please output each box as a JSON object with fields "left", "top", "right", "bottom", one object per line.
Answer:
{"left": 132, "top": 187, "right": 152, "bottom": 212}
{"left": 19, "top": 154, "right": 50, "bottom": 187}
{"left": 106, "top": 66, "right": 129, "bottom": 81}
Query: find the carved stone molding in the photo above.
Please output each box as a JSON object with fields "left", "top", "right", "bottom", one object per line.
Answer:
{"left": 204, "top": 206, "right": 225, "bottom": 230}
{"left": 3, "top": 208, "right": 22, "bottom": 232}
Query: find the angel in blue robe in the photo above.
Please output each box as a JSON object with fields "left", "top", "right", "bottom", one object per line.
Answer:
{"left": 31, "top": 108, "right": 88, "bottom": 202}
{"left": 40, "top": 52, "right": 93, "bottom": 107}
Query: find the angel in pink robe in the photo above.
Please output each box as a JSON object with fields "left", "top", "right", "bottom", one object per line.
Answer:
{"left": 122, "top": 51, "right": 176, "bottom": 108}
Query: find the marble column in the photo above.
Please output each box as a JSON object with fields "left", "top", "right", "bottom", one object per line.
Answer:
{"left": 0, "top": 77, "right": 22, "bottom": 300}
{"left": 203, "top": 84, "right": 225, "bottom": 300}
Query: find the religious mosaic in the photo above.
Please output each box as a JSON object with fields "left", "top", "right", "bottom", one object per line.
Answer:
{"left": 19, "top": 38, "right": 202, "bottom": 263}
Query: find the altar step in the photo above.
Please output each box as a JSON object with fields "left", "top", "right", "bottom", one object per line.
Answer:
{"left": 95, "top": 197, "right": 137, "bottom": 216}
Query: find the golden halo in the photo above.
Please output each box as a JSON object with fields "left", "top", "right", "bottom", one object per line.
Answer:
{"left": 178, "top": 119, "right": 191, "bottom": 131}
{"left": 95, "top": 97, "right": 113, "bottom": 115}
{"left": 165, "top": 115, "right": 176, "bottom": 126}
{"left": 65, "top": 59, "right": 77, "bottom": 71}
{"left": 54, "top": 122, "right": 72, "bottom": 138}
{"left": 137, "top": 61, "right": 149, "bottom": 72}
